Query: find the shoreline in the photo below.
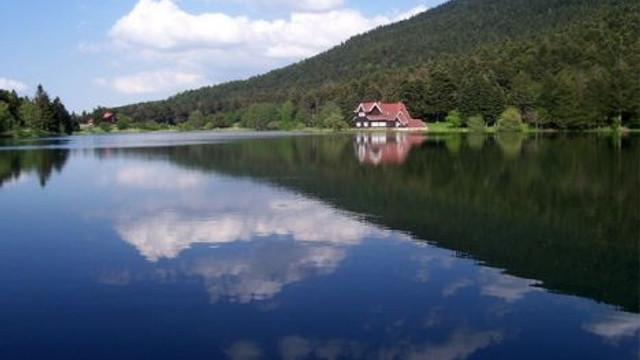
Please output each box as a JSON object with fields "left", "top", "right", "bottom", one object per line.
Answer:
{"left": 2, "top": 125, "right": 638, "bottom": 140}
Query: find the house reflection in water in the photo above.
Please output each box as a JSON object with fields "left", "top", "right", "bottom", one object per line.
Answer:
{"left": 355, "top": 132, "right": 424, "bottom": 166}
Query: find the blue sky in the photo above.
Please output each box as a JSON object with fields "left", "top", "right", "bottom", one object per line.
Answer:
{"left": 0, "top": 0, "right": 446, "bottom": 112}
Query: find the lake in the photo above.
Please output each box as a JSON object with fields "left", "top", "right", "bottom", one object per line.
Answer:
{"left": 0, "top": 131, "right": 638, "bottom": 360}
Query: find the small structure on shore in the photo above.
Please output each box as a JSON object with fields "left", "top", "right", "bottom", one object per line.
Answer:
{"left": 102, "top": 112, "right": 116, "bottom": 124}
{"left": 353, "top": 101, "right": 425, "bottom": 129}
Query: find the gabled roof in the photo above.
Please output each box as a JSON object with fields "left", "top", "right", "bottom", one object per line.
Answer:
{"left": 354, "top": 101, "right": 424, "bottom": 128}
{"left": 356, "top": 102, "right": 380, "bottom": 113}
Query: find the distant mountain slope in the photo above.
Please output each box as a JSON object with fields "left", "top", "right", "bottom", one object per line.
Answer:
{"left": 116, "top": 0, "right": 639, "bottom": 129}
{"left": 239, "top": 0, "right": 616, "bottom": 86}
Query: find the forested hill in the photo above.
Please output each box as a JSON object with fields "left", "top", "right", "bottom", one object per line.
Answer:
{"left": 115, "top": 0, "right": 640, "bottom": 130}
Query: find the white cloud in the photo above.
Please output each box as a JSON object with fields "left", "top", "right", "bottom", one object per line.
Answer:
{"left": 108, "top": 163, "right": 382, "bottom": 261}
{"left": 404, "top": 329, "right": 503, "bottom": 360}
{"left": 213, "top": 0, "right": 345, "bottom": 12}
{"left": 106, "top": 69, "right": 205, "bottom": 94}
{"left": 117, "top": 196, "right": 375, "bottom": 261}
{"left": 174, "top": 241, "right": 347, "bottom": 303}
{"left": 279, "top": 336, "right": 311, "bottom": 360}
{"left": 94, "top": 0, "right": 428, "bottom": 95}
{"left": 116, "top": 166, "right": 205, "bottom": 189}
{"left": 583, "top": 312, "right": 640, "bottom": 342}
{"left": 225, "top": 340, "right": 264, "bottom": 360}
{"left": 442, "top": 278, "right": 474, "bottom": 298}
{"left": 268, "top": 0, "right": 344, "bottom": 12}
{"left": 108, "top": 0, "right": 405, "bottom": 57}
{"left": 479, "top": 268, "right": 541, "bottom": 303}
{"left": 0, "top": 77, "right": 27, "bottom": 92}
{"left": 110, "top": 0, "right": 252, "bottom": 49}
{"left": 274, "top": 329, "right": 503, "bottom": 360}
{"left": 104, "top": 162, "right": 389, "bottom": 303}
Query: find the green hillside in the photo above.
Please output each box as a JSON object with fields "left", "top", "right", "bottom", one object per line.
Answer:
{"left": 114, "top": 0, "right": 640, "bottom": 130}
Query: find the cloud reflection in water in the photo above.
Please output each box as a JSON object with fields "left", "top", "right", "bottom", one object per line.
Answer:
{"left": 108, "top": 163, "right": 384, "bottom": 302}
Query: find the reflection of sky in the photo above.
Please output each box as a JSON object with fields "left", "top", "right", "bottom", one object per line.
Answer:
{"left": 111, "top": 164, "right": 379, "bottom": 260}
{"left": 1, "top": 144, "right": 638, "bottom": 360}
{"left": 271, "top": 329, "right": 504, "bottom": 360}
{"left": 104, "top": 162, "right": 387, "bottom": 302}
{"left": 583, "top": 312, "right": 640, "bottom": 343}
{"left": 93, "top": 159, "right": 640, "bottom": 359}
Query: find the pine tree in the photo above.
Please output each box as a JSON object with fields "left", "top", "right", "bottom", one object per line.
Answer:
{"left": 52, "top": 97, "right": 72, "bottom": 134}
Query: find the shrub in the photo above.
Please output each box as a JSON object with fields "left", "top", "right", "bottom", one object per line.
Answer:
{"left": 445, "top": 109, "right": 462, "bottom": 128}
{"left": 497, "top": 107, "right": 524, "bottom": 132}
{"left": 99, "top": 122, "right": 112, "bottom": 132}
{"left": 466, "top": 114, "right": 486, "bottom": 133}
{"left": 319, "top": 102, "right": 347, "bottom": 130}
{"left": 323, "top": 113, "right": 348, "bottom": 130}
{"left": 116, "top": 114, "right": 132, "bottom": 130}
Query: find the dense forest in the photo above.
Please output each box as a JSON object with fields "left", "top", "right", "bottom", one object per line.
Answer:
{"left": 110, "top": 0, "right": 640, "bottom": 131}
{"left": 0, "top": 85, "right": 78, "bottom": 136}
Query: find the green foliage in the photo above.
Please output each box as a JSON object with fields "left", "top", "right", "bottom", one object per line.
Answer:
{"left": 445, "top": 109, "right": 462, "bottom": 128}
{"left": 497, "top": 107, "right": 524, "bottom": 132}
{"left": 99, "top": 122, "right": 112, "bottom": 132}
{"left": 117, "top": 114, "right": 133, "bottom": 130}
{"left": 112, "top": 0, "right": 640, "bottom": 131}
{"left": 51, "top": 97, "right": 73, "bottom": 134}
{"left": 495, "top": 133, "right": 525, "bottom": 158}
{"left": 466, "top": 115, "right": 486, "bottom": 133}
{"left": 318, "top": 102, "right": 347, "bottom": 130}
{"left": 278, "top": 100, "right": 296, "bottom": 127}
{"left": 0, "top": 101, "right": 14, "bottom": 133}
{"left": 241, "top": 103, "right": 279, "bottom": 130}
{"left": 187, "top": 110, "right": 208, "bottom": 129}
{"left": 19, "top": 101, "right": 39, "bottom": 131}
{"left": 3, "top": 85, "right": 76, "bottom": 136}
{"left": 459, "top": 71, "right": 504, "bottom": 125}
{"left": 137, "top": 121, "right": 169, "bottom": 131}
{"left": 444, "top": 135, "right": 462, "bottom": 154}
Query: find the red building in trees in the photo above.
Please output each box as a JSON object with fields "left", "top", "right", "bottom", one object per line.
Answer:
{"left": 353, "top": 101, "right": 425, "bottom": 129}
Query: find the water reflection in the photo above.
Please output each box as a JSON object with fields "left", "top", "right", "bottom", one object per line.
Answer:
{"left": 113, "top": 164, "right": 376, "bottom": 262}
{"left": 495, "top": 133, "right": 525, "bottom": 158}
{"left": 104, "top": 162, "right": 386, "bottom": 303}
{"left": 0, "top": 148, "right": 69, "bottom": 187}
{"left": 583, "top": 312, "right": 640, "bottom": 343}
{"left": 0, "top": 133, "right": 638, "bottom": 360}
{"left": 90, "top": 148, "right": 637, "bottom": 359}
{"left": 355, "top": 132, "right": 424, "bottom": 165}
{"left": 188, "top": 241, "right": 345, "bottom": 303}
{"left": 269, "top": 329, "right": 504, "bottom": 360}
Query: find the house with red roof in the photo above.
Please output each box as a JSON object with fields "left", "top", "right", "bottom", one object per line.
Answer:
{"left": 102, "top": 112, "right": 116, "bottom": 124}
{"left": 353, "top": 101, "right": 426, "bottom": 129}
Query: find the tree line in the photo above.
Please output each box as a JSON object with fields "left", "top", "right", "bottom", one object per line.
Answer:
{"left": 0, "top": 85, "right": 78, "bottom": 136}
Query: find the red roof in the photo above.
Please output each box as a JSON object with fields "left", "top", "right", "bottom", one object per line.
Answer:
{"left": 103, "top": 112, "right": 114, "bottom": 119}
{"left": 354, "top": 101, "right": 424, "bottom": 128}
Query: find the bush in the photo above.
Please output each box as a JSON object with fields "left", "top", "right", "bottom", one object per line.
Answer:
{"left": 497, "top": 107, "right": 524, "bottom": 132}
{"left": 323, "top": 113, "right": 348, "bottom": 130}
{"left": 138, "top": 121, "right": 167, "bottom": 131}
{"left": 116, "top": 114, "right": 132, "bottom": 130}
{"left": 99, "top": 122, "right": 112, "bottom": 132}
{"left": 445, "top": 109, "right": 462, "bottom": 128}
{"left": 466, "top": 114, "right": 486, "bottom": 133}
{"left": 319, "top": 102, "right": 347, "bottom": 130}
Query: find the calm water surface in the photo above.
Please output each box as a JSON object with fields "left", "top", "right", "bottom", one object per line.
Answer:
{"left": 0, "top": 132, "right": 638, "bottom": 360}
